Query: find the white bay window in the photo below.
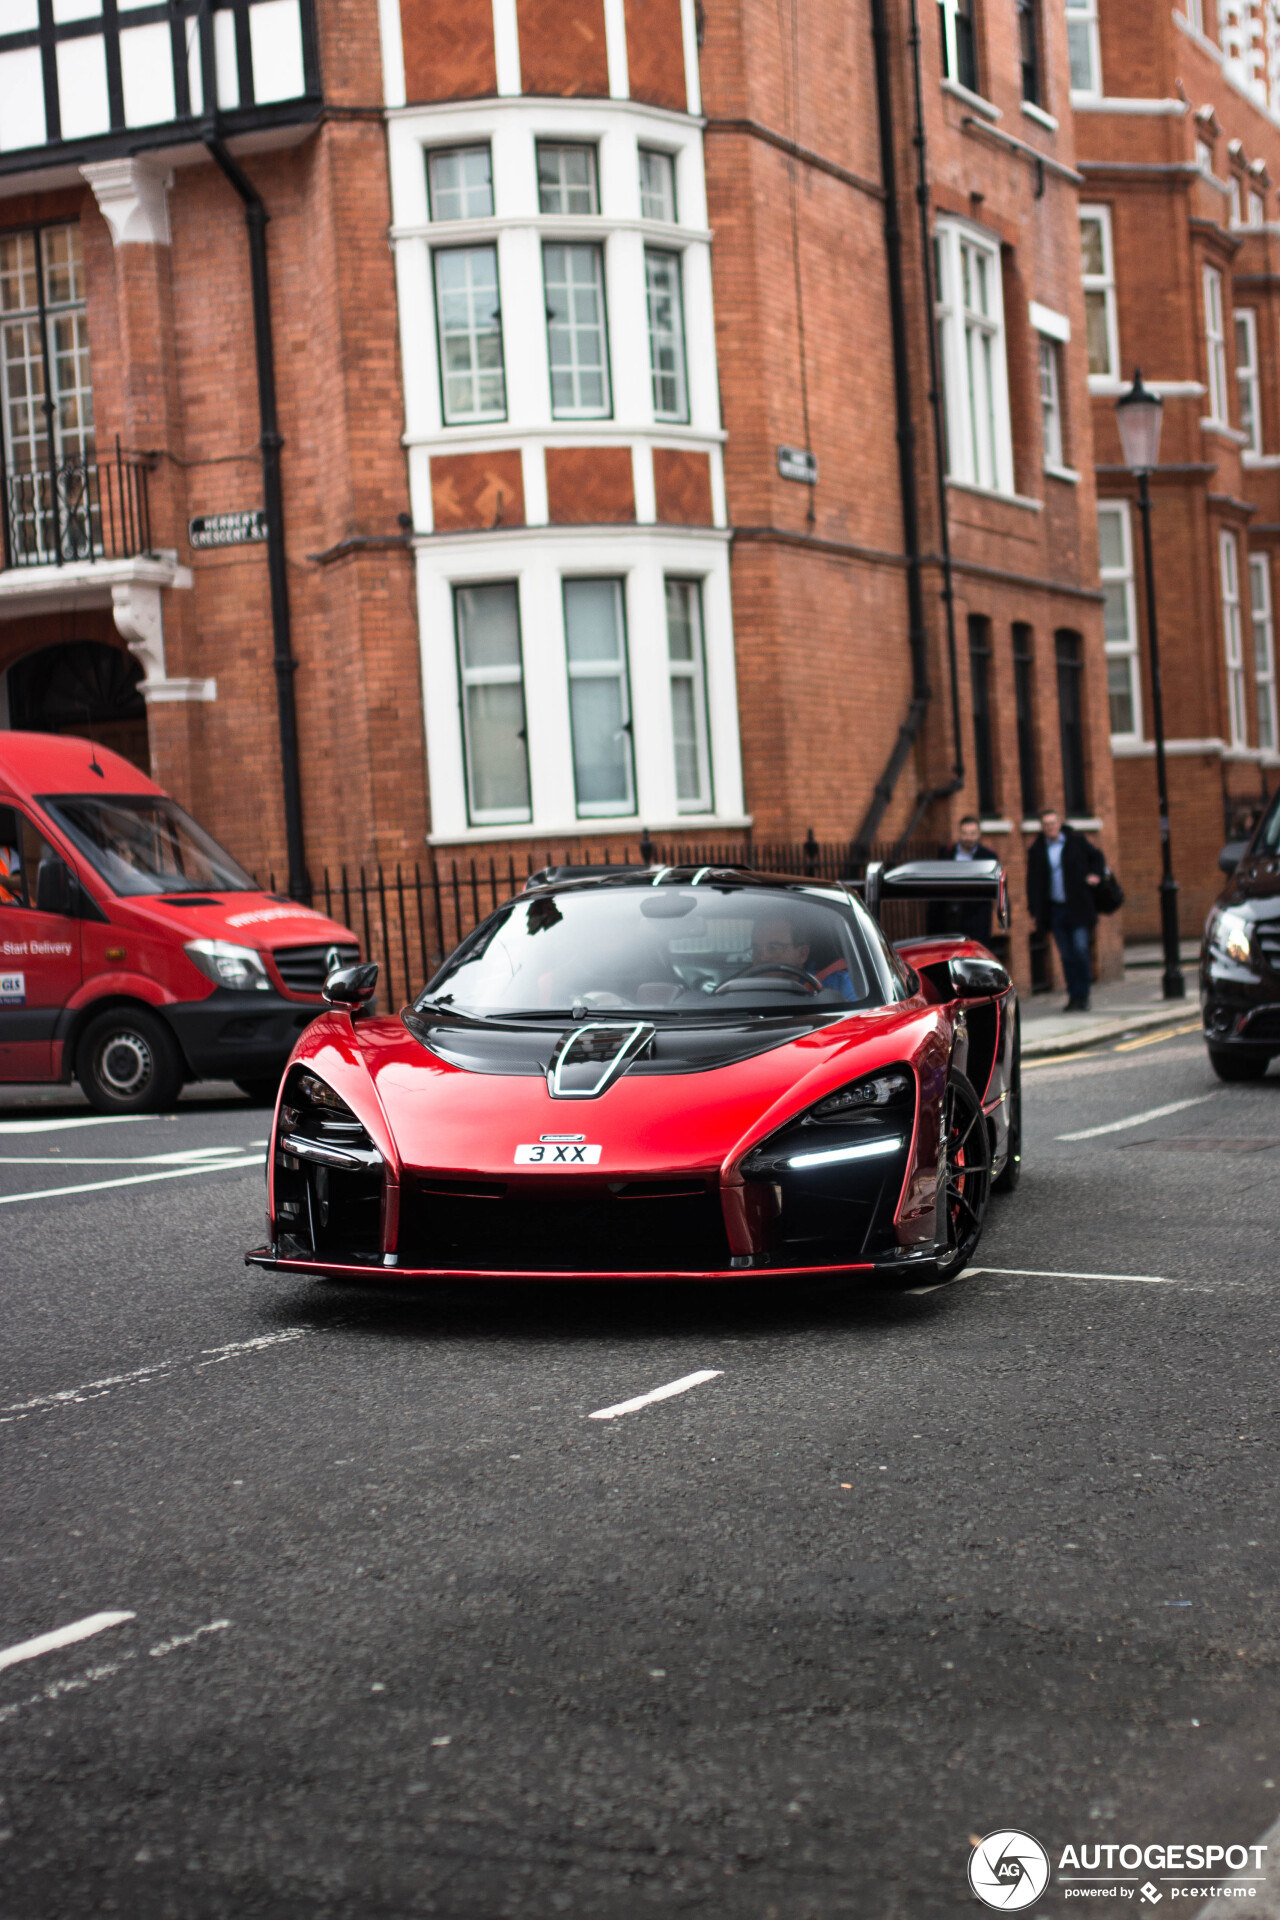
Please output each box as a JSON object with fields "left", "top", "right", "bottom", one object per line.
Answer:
{"left": 1204, "top": 265, "right": 1229, "bottom": 425}
{"left": 1221, "top": 528, "right": 1248, "bottom": 747}
{"left": 455, "top": 582, "right": 531, "bottom": 826}
{"left": 934, "top": 218, "right": 1014, "bottom": 494}
{"left": 1098, "top": 501, "right": 1140, "bottom": 740}
{"left": 564, "top": 578, "right": 635, "bottom": 818}
{"left": 1250, "top": 554, "right": 1278, "bottom": 754}
{"left": 433, "top": 245, "right": 506, "bottom": 424}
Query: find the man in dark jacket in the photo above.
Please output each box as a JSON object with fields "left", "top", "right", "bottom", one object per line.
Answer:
{"left": 1025, "top": 807, "right": 1105, "bottom": 1010}
{"left": 926, "top": 815, "right": 1001, "bottom": 943}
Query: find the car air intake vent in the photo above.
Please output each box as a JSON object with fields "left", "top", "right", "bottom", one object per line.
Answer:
{"left": 273, "top": 943, "right": 360, "bottom": 995}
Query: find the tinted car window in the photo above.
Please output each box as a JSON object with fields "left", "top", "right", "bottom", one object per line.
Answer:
{"left": 419, "top": 885, "right": 895, "bottom": 1016}
{"left": 1258, "top": 789, "right": 1280, "bottom": 853}
{"left": 38, "top": 795, "right": 255, "bottom": 896}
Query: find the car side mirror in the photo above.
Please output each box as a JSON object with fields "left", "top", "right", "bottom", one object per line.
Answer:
{"left": 323, "top": 960, "right": 379, "bottom": 1009}
{"left": 948, "top": 955, "right": 1011, "bottom": 997}
{"left": 1219, "top": 840, "right": 1249, "bottom": 876}
{"left": 35, "top": 857, "right": 76, "bottom": 916}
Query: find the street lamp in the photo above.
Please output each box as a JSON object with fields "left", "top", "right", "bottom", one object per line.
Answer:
{"left": 1115, "top": 369, "right": 1185, "bottom": 1000}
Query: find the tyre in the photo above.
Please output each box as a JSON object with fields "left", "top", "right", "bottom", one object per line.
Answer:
{"left": 1207, "top": 1046, "right": 1271, "bottom": 1083}
{"left": 77, "top": 1006, "right": 184, "bottom": 1115}
{"left": 932, "top": 1070, "right": 992, "bottom": 1279}
{"left": 992, "top": 1022, "right": 1022, "bottom": 1195}
{"left": 234, "top": 1077, "right": 282, "bottom": 1106}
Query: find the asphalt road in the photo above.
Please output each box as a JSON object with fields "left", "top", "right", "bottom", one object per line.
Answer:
{"left": 1, "top": 1030, "right": 1278, "bottom": 1919}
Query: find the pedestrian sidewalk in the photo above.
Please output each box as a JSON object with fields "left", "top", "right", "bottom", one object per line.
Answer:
{"left": 1021, "top": 969, "right": 1202, "bottom": 1058}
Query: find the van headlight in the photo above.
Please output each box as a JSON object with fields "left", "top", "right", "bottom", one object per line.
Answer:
{"left": 1208, "top": 909, "right": 1253, "bottom": 966}
{"left": 184, "top": 938, "right": 271, "bottom": 991}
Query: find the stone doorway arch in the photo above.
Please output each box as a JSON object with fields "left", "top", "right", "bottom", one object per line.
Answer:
{"left": 5, "top": 639, "right": 149, "bottom": 771}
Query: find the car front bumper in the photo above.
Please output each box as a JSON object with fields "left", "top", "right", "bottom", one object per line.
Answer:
{"left": 164, "top": 989, "right": 324, "bottom": 1080}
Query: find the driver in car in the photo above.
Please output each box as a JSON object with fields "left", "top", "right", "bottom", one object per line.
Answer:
{"left": 751, "top": 915, "right": 858, "bottom": 999}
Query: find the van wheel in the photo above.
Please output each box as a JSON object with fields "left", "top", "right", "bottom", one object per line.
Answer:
{"left": 78, "top": 1008, "right": 183, "bottom": 1115}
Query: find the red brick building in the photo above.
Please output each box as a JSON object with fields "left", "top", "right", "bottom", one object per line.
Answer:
{"left": 0, "top": 0, "right": 1121, "bottom": 990}
{"left": 1072, "top": 0, "right": 1280, "bottom": 938}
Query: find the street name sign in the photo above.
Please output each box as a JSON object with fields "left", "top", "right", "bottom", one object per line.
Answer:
{"left": 189, "top": 510, "right": 268, "bottom": 549}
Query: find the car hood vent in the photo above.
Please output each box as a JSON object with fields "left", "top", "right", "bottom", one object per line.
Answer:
{"left": 401, "top": 1010, "right": 836, "bottom": 1078}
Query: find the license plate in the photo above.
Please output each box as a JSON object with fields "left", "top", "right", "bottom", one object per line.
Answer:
{"left": 514, "top": 1142, "right": 602, "bottom": 1165}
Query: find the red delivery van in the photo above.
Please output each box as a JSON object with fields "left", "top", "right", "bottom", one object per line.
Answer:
{"left": 0, "top": 732, "right": 361, "bottom": 1113}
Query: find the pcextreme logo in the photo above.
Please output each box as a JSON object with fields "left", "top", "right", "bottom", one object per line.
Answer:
{"left": 969, "top": 1831, "right": 1052, "bottom": 1910}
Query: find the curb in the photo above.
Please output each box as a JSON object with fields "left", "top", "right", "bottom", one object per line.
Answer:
{"left": 1023, "top": 1002, "right": 1201, "bottom": 1061}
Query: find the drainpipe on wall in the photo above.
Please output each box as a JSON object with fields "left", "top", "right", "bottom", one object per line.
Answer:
{"left": 854, "top": 0, "right": 964, "bottom": 858}
{"left": 205, "top": 134, "right": 310, "bottom": 902}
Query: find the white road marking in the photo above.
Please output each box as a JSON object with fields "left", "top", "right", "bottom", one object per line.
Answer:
{"left": 0, "top": 1147, "right": 257, "bottom": 1167}
{"left": 0, "top": 1157, "right": 261, "bottom": 1206}
{"left": 970, "top": 1266, "right": 1173, "bottom": 1285}
{"left": 1057, "top": 1095, "right": 1215, "bottom": 1141}
{"left": 0, "top": 1619, "right": 230, "bottom": 1727}
{"left": 0, "top": 1611, "right": 134, "bottom": 1675}
{"left": 588, "top": 1370, "right": 723, "bottom": 1421}
{"left": 0, "top": 1115, "right": 154, "bottom": 1135}
{"left": 0, "top": 1329, "right": 312, "bottom": 1425}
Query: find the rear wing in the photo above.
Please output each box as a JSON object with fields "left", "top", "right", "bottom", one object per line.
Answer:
{"left": 856, "top": 859, "right": 1009, "bottom": 931}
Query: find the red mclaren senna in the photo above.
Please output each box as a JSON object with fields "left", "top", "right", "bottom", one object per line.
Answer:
{"left": 246, "top": 861, "right": 1020, "bottom": 1288}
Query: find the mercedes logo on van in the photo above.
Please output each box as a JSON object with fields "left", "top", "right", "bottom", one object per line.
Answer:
{"left": 324, "top": 946, "right": 343, "bottom": 978}
{"left": 968, "top": 1831, "right": 1051, "bottom": 1910}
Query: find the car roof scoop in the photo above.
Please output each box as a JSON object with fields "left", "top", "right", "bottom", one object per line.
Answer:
{"left": 547, "top": 1022, "right": 655, "bottom": 1099}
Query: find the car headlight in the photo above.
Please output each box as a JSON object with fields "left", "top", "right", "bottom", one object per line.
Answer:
{"left": 184, "top": 938, "right": 271, "bottom": 991}
{"left": 1208, "top": 909, "right": 1254, "bottom": 966}
{"left": 807, "top": 1068, "right": 914, "bottom": 1121}
{"left": 294, "top": 1070, "right": 356, "bottom": 1117}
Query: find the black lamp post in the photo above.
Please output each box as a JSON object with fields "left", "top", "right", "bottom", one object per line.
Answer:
{"left": 1115, "top": 369, "right": 1185, "bottom": 1000}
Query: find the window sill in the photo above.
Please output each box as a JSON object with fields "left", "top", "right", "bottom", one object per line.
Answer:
{"left": 1201, "top": 417, "right": 1250, "bottom": 444}
{"left": 1088, "top": 377, "right": 1205, "bottom": 398}
{"left": 428, "top": 813, "right": 754, "bottom": 846}
{"left": 1020, "top": 100, "right": 1058, "bottom": 131}
{"left": 979, "top": 818, "right": 1015, "bottom": 833}
{"left": 1242, "top": 450, "right": 1280, "bottom": 467}
{"left": 1072, "top": 92, "right": 1187, "bottom": 114}
{"left": 1044, "top": 463, "right": 1081, "bottom": 484}
{"left": 941, "top": 78, "right": 1002, "bottom": 122}
{"left": 1016, "top": 816, "right": 1104, "bottom": 831}
{"left": 946, "top": 478, "right": 1043, "bottom": 512}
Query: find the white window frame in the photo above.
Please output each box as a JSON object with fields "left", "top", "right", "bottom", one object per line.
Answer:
{"left": 535, "top": 142, "right": 599, "bottom": 216}
{"left": 543, "top": 242, "right": 612, "bottom": 420}
{"left": 1038, "top": 335, "right": 1063, "bottom": 469}
{"left": 645, "top": 247, "right": 689, "bottom": 424}
{"left": 454, "top": 581, "right": 532, "bottom": 827}
{"left": 432, "top": 244, "right": 506, "bottom": 426}
{"left": 1250, "top": 552, "right": 1279, "bottom": 754}
{"left": 426, "top": 145, "right": 493, "bottom": 222}
{"left": 562, "top": 577, "right": 637, "bottom": 820}
{"left": 1249, "top": 189, "right": 1266, "bottom": 227}
{"left": 665, "top": 578, "right": 713, "bottom": 813}
{"left": 1066, "top": 0, "right": 1101, "bottom": 96}
{"left": 1221, "top": 527, "right": 1249, "bottom": 747}
{"left": 937, "top": 0, "right": 980, "bottom": 93}
{"left": 1236, "top": 306, "right": 1262, "bottom": 453}
{"left": 1204, "top": 264, "right": 1229, "bottom": 425}
{"left": 1080, "top": 205, "right": 1120, "bottom": 383}
{"left": 1230, "top": 176, "right": 1243, "bottom": 225}
{"left": 1098, "top": 500, "right": 1141, "bottom": 742}
{"left": 638, "top": 148, "right": 677, "bottom": 223}
{"left": 1195, "top": 138, "right": 1214, "bottom": 175}
{"left": 934, "top": 218, "right": 1015, "bottom": 495}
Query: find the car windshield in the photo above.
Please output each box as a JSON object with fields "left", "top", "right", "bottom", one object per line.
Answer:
{"left": 38, "top": 794, "right": 256, "bottom": 896}
{"left": 1258, "top": 789, "right": 1280, "bottom": 853}
{"left": 417, "top": 884, "right": 897, "bottom": 1016}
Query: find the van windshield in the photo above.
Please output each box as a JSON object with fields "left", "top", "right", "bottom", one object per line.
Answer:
{"left": 39, "top": 794, "right": 256, "bottom": 896}
{"left": 1259, "top": 789, "right": 1280, "bottom": 853}
{"left": 417, "top": 884, "right": 897, "bottom": 1017}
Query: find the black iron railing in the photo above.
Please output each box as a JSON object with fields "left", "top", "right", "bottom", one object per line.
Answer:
{"left": 261, "top": 836, "right": 964, "bottom": 1011}
{"left": 3, "top": 438, "right": 153, "bottom": 569}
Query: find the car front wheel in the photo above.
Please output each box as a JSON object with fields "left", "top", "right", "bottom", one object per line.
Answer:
{"left": 77, "top": 1007, "right": 184, "bottom": 1115}
{"left": 933, "top": 1071, "right": 992, "bottom": 1279}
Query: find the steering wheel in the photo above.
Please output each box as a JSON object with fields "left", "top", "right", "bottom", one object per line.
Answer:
{"left": 712, "top": 961, "right": 824, "bottom": 995}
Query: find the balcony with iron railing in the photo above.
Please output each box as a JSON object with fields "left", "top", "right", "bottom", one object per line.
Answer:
{"left": 2, "top": 439, "right": 154, "bottom": 571}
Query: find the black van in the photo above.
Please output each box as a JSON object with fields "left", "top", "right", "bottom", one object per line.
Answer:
{"left": 1201, "top": 789, "right": 1280, "bottom": 1081}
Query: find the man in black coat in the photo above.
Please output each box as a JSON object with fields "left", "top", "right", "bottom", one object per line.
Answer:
{"left": 926, "top": 815, "right": 1001, "bottom": 944}
{"left": 1025, "top": 806, "right": 1105, "bottom": 1010}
